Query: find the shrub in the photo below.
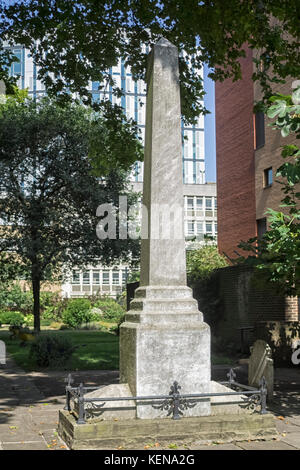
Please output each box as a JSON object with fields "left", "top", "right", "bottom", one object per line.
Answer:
{"left": 0, "top": 283, "right": 33, "bottom": 313}
{"left": 186, "top": 245, "right": 228, "bottom": 286}
{"left": 62, "top": 298, "right": 92, "bottom": 328}
{"left": 23, "top": 314, "right": 34, "bottom": 326}
{"left": 77, "top": 321, "right": 101, "bottom": 330}
{"left": 49, "top": 321, "right": 63, "bottom": 330}
{"left": 0, "top": 310, "right": 25, "bottom": 326}
{"left": 29, "top": 334, "right": 76, "bottom": 367}
{"left": 93, "top": 297, "right": 125, "bottom": 322}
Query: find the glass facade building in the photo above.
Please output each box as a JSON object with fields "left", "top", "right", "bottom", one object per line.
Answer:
{"left": 5, "top": 46, "right": 217, "bottom": 297}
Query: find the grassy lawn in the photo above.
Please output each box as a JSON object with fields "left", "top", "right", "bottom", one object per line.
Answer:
{"left": 211, "top": 353, "right": 236, "bottom": 366}
{"left": 0, "top": 329, "right": 119, "bottom": 371}
{"left": 0, "top": 327, "right": 236, "bottom": 372}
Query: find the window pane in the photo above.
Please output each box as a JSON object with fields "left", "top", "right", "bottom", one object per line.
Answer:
{"left": 205, "top": 197, "right": 212, "bottom": 209}
{"left": 72, "top": 271, "right": 80, "bottom": 284}
{"left": 255, "top": 112, "right": 265, "bottom": 149}
{"left": 187, "top": 198, "right": 194, "bottom": 208}
{"left": 187, "top": 222, "right": 194, "bottom": 235}
{"left": 206, "top": 223, "right": 212, "bottom": 234}
{"left": 93, "top": 271, "right": 100, "bottom": 284}
{"left": 112, "top": 271, "right": 119, "bottom": 285}
{"left": 102, "top": 271, "right": 110, "bottom": 284}
{"left": 197, "top": 222, "right": 203, "bottom": 234}
{"left": 196, "top": 197, "right": 203, "bottom": 209}
{"left": 264, "top": 167, "right": 273, "bottom": 187}
{"left": 82, "top": 272, "right": 90, "bottom": 284}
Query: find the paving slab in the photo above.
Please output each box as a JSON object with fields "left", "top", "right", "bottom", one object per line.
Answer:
{"left": 2, "top": 441, "right": 49, "bottom": 450}
{"left": 281, "top": 433, "right": 300, "bottom": 449}
{"left": 190, "top": 443, "right": 242, "bottom": 450}
{"left": 235, "top": 440, "right": 297, "bottom": 450}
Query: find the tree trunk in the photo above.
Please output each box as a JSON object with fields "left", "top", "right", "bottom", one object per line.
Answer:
{"left": 32, "top": 275, "right": 41, "bottom": 333}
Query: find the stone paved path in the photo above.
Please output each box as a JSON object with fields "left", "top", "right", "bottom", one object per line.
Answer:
{"left": 0, "top": 358, "right": 300, "bottom": 450}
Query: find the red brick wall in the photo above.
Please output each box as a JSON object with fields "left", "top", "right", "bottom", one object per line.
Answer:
{"left": 215, "top": 48, "right": 256, "bottom": 259}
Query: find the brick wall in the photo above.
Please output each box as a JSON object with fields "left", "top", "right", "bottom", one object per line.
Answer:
{"left": 253, "top": 74, "right": 299, "bottom": 223}
{"left": 193, "top": 265, "right": 299, "bottom": 352}
{"left": 215, "top": 47, "right": 256, "bottom": 260}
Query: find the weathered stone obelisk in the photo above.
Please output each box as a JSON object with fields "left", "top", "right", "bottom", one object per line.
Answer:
{"left": 120, "top": 38, "right": 211, "bottom": 418}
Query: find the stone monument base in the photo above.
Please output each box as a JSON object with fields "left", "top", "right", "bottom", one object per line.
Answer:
{"left": 58, "top": 380, "right": 276, "bottom": 449}
{"left": 120, "top": 285, "right": 211, "bottom": 419}
{"left": 58, "top": 410, "right": 276, "bottom": 450}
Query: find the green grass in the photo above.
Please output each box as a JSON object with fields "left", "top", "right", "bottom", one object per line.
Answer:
{"left": 211, "top": 353, "right": 236, "bottom": 366}
{"left": 0, "top": 327, "right": 236, "bottom": 372}
{"left": 0, "top": 329, "right": 119, "bottom": 371}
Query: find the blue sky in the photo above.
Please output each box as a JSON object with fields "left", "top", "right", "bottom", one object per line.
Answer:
{"left": 204, "top": 64, "right": 216, "bottom": 183}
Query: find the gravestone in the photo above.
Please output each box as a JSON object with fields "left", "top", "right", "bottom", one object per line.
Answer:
{"left": 248, "top": 340, "right": 274, "bottom": 400}
{"left": 119, "top": 37, "right": 211, "bottom": 418}
{"left": 0, "top": 340, "right": 5, "bottom": 366}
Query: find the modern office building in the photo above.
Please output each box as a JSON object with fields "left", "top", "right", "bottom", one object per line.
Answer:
{"left": 6, "top": 45, "right": 217, "bottom": 297}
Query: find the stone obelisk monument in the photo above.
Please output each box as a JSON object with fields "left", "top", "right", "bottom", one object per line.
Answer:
{"left": 120, "top": 38, "right": 211, "bottom": 418}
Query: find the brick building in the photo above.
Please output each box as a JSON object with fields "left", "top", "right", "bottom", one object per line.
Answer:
{"left": 215, "top": 46, "right": 299, "bottom": 322}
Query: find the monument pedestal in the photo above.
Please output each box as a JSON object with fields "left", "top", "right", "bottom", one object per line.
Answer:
{"left": 59, "top": 410, "right": 276, "bottom": 450}
{"left": 120, "top": 286, "right": 211, "bottom": 418}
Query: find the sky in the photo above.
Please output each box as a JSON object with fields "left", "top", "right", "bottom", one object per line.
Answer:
{"left": 204, "top": 64, "right": 216, "bottom": 183}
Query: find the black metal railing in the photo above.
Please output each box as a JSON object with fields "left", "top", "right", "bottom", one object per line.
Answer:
{"left": 63, "top": 369, "right": 268, "bottom": 425}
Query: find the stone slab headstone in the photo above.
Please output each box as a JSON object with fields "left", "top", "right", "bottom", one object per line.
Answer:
{"left": 248, "top": 340, "right": 274, "bottom": 400}
{"left": 0, "top": 340, "right": 5, "bottom": 366}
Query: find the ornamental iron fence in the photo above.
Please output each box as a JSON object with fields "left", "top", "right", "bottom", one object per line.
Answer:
{"left": 63, "top": 368, "right": 268, "bottom": 425}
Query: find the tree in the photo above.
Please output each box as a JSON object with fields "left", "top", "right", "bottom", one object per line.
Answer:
{"left": 1, "top": 1, "right": 300, "bottom": 125}
{"left": 186, "top": 244, "right": 228, "bottom": 286}
{"left": 0, "top": 95, "right": 142, "bottom": 331}
{"left": 238, "top": 86, "right": 300, "bottom": 297}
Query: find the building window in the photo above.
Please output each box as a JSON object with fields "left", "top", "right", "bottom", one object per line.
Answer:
{"left": 187, "top": 221, "right": 195, "bottom": 236}
{"left": 196, "top": 197, "right": 203, "bottom": 209}
{"left": 93, "top": 271, "right": 100, "bottom": 284}
{"left": 197, "top": 222, "right": 203, "bottom": 234}
{"left": 186, "top": 197, "right": 194, "bottom": 216}
{"left": 205, "top": 197, "right": 213, "bottom": 217}
{"left": 102, "top": 271, "right": 110, "bottom": 285}
{"left": 205, "top": 197, "right": 212, "bottom": 210}
{"left": 72, "top": 271, "right": 80, "bottom": 284}
{"left": 82, "top": 272, "right": 90, "bottom": 285}
{"left": 263, "top": 167, "right": 273, "bottom": 187}
{"left": 112, "top": 271, "right": 120, "bottom": 285}
{"left": 257, "top": 218, "right": 267, "bottom": 240}
{"left": 254, "top": 112, "right": 265, "bottom": 149}
{"left": 122, "top": 269, "right": 127, "bottom": 285}
{"left": 214, "top": 223, "right": 218, "bottom": 234}
{"left": 205, "top": 222, "right": 213, "bottom": 235}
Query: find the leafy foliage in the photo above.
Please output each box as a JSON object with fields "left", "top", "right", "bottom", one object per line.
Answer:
{"left": 62, "top": 298, "right": 92, "bottom": 328}
{"left": 0, "top": 283, "right": 33, "bottom": 313}
{"left": 0, "top": 96, "right": 141, "bottom": 330}
{"left": 29, "top": 333, "right": 76, "bottom": 368}
{"left": 0, "top": 310, "right": 24, "bottom": 326}
{"left": 186, "top": 245, "right": 228, "bottom": 286}
{"left": 2, "top": 2, "right": 300, "bottom": 124}
{"left": 238, "top": 87, "right": 300, "bottom": 296}
{"left": 93, "top": 297, "right": 125, "bottom": 322}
